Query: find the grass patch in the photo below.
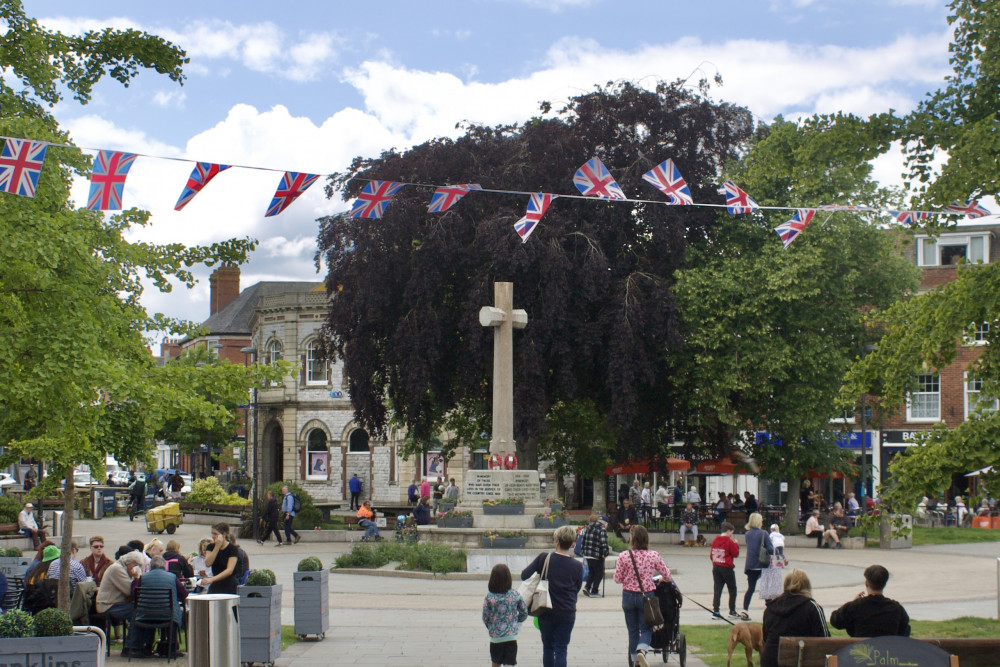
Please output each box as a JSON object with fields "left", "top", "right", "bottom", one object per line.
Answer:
{"left": 334, "top": 540, "right": 467, "bottom": 573}
{"left": 911, "top": 525, "right": 1000, "bottom": 545}
{"left": 682, "top": 618, "right": 1000, "bottom": 667}
{"left": 281, "top": 625, "right": 300, "bottom": 649}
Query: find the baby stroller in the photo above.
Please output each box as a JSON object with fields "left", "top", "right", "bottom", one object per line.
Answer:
{"left": 648, "top": 577, "right": 686, "bottom": 665}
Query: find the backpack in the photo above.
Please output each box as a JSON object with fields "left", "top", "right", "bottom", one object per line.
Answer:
{"left": 292, "top": 494, "right": 302, "bottom": 512}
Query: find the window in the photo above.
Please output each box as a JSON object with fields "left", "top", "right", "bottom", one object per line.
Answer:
{"left": 306, "top": 429, "right": 329, "bottom": 479}
{"left": 306, "top": 340, "right": 327, "bottom": 385}
{"left": 348, "top": 429, "right": 370, "bottom": 452}
{"left": 917, "top": 234, "right": 989, "bottom": 266}
{"left": 907, "top": 374, "right": 940, "bottom": 421}
{"left": 265, "top": 339, "right": 282, "bottom": 366}
{"left": 974, "top": 322, "right": 990, "bottom": 345}
{"left": 965, "top": 376, "right": 998, "bottom": 417}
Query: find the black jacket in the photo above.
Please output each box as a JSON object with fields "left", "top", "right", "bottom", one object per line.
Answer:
{"left": 521, "top": 552, "right": 583, "bottom": 616}
{"left": 761, "top": 593, "right": 829, "bottom": 667}
{"left": 829, "top": 594, "right": 910, "bottom": 638}
{"left": 264, "top": 497, "right": 280, "bottom": 521}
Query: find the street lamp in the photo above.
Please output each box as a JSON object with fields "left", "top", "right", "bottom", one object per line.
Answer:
{"left": 241, "top": 346, "right": 258, "bottom": 543}
{"left": 859, "top": 343, "right": 877, "bottom": 511}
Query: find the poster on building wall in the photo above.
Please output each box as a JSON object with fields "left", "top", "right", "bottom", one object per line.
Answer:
{"left": 309, "top": 452, "right": 329, "bottom": 477}
{"left": 425, "top": 452, "right": 446, "bottom": 478}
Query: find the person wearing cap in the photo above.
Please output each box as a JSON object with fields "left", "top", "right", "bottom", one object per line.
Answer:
{"left": 580, "top": 514, "right": 610, "bottom": 597}
{"left": 18, "top": 502, "right": 46, "bottom": 549}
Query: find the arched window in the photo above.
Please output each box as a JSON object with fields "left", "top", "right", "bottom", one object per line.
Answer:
{"left": 265, "top": 339, "right": 282, "bottom": 366}
{"left": 306, "top": 429, "right": 329, "bottom": 479}
{"left": 306, "top": 340, "right": 328, "bottom": 385}
{"left": 348, "top": 429, "right": 370, "bottom": 452}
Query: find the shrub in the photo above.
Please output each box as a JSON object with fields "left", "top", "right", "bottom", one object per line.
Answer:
{"left": 0, "top": 495, "right": 22, "bottom": 524}
{"left": 0, "top": 546, "right": 24, "bottom": 556}
{"left": 0, "top": 609, "right": 36, "bottom": 638}
{"left": 265, "top": 481, "right": 322, "bottom": 529}
{"left": 608, "top": 535, "right": 628, "bottom": 552}
{"left": 333, "top": 541, "right": 465, "bottom": 574}
{"left": 245, "top": 569, "right": 276, "bottom": 586}
{"left": 482, "top": 498, "right": 523, "bottom": 505}
{"left": 34, "top": 608, "right": 73, "bottom": 637}
{"left": 297, "top": 556, "right": 323, "bottom": 571}
{"left": 185, "top": 477, "right": 249, "bottom": 506}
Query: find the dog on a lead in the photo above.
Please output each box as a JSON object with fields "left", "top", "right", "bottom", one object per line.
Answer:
{"left": 726, "top": 621, "right": 763, "bottom": 667}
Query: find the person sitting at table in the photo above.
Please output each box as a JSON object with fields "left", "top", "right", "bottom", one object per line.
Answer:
{"left": 95, "top": 550, "right": 144, "bottom": 658}
{"left": 134, "top": 555, "right": 188, "bottom": 658}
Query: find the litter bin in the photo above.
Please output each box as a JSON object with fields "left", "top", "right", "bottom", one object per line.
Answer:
{"left": 879, "top": 513, "right": 913, "bottom": 549}
{"left": 92, "top": 488, "right": 103, "bottom": 520}
{"left": 51, "top": 510, "right": 64, "bottom": 537}
{"left": 187, "top": 593, "right": 240, "bottom": 666}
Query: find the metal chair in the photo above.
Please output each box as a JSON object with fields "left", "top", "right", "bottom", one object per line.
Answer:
{"left": 132, "top": 586, "right": 181, "bottom": 662}
{"left": 0, "top": 589, "right": 23, "bottom": 611}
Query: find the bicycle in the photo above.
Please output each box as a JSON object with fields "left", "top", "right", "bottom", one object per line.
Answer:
{"left": 128, "top": 495, "right": 145, "bottom": 521}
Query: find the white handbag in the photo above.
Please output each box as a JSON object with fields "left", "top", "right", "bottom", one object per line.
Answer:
{"left": 518, "top": 552, "right": 553, "bottom": 616}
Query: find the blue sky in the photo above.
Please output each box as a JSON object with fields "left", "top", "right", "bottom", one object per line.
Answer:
{"left": 20, "top": 0, "right": 953, "bottom": 335}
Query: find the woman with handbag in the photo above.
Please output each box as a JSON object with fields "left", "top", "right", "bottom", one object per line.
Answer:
{"left": 740, "top": 512, "right": 773, "bottom": 620}
{"left": 520, "top": 525, "right": 583, "bottom": 667}
{"left": 613, "top": 525, "right": 670, "bottom": 667}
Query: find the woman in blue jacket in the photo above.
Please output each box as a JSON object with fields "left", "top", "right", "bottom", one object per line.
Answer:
{"left": 741, "top": 512, "right": 773, "bottom": 620}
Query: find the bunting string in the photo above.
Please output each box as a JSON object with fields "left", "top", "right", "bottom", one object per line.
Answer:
{"left": 0, "top": 134, "right": 992, "bottom": 249}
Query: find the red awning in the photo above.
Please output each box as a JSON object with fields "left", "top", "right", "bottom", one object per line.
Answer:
{"left": 695, "top": 458, "right": 736, "bottom": 475}
{"left": 605, "top": 458, "right": 690, "bottom": 476}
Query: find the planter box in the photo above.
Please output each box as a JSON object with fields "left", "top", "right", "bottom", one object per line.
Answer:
{"left": 206, "top": 503, "right": 247, "bottom": 514}
{"left": 482, "top": 504, "right": 524, "bottom": 516}
{"left": 437, "top": 501, "right": 457, "bottom": 513}
{"left": 548, "top": 502, "right": 563, "bottom": 512}
{"left": 482, "top": 537, "right": 527, "bottom": 549}
{"left": 0, "top": 555, "right": 31, "bottom": 578}
{"left": 437, "top": 516, "right": 474, "bottom": 529}
{"left": 239, "top": 584, "right": 282, "bottom": 664}
{"left": 533, "top": 516, "right": 569, "bottom": 529}
{"left": 0, "top": 633, "right": 101, "bottom": 667}
{"left": 293, "top": 569, "right": 329, "bottom": 639}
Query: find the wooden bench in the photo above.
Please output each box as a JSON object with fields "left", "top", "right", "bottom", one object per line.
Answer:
{"left": 777, "top": 636, "right": 999, "bottom": 667}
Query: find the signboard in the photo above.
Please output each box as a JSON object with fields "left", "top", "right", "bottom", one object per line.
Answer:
{"left": 102, "top": 489, "right": 117, "bottom": 514}
{"left": 309, "top": 452, "right": 329, "bottom": 477}
{"left": 0, "top": 556, "right": 30, "bottom": 578}
{"left": 463, "top": 470, "right": 542, "bottom": 502}
{"left": 834, "top": 635, "right": 951, "bottom": 667}
{"left": 835, "top": 431, "right": 873, "bottom": 449}
{"left": 882, "top": 430, "right": 929, "bottom": 446}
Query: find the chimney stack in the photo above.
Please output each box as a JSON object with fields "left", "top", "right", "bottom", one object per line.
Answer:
{"left": 210, "top": 263, "right": 241, "bottom": 315}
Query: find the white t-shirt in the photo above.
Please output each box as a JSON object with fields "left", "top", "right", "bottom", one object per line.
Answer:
{"left": 769, "top": 531, "right": 785, "bottom": 548}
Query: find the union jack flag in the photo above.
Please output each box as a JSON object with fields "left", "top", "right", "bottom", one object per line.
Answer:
{"left": 427, "top": 183, "right": 482, "bottom": 213}
{"left": 721, "top": 180, "right": 758, "bottom": 214}
{"left": 890, "top": 210, "right": 931, "bottom": 224}
{"left": 641, "top": 159, "right": 693, "bottom": 205}
{"left": 944, "top": 199, "right": 992, "bottom": 219}
{"left": 87, "top": 150, "right": 137, "bottom": 210}
{"left": 0, "top": 139, "right": 48, "bottom": 198}
{"left": 573, "top": 157, "right": 626, "bottom": 200}
{"left": 774, "top": 209, "right": 815, "bottom": 249}
{"left": 350, "top": 180, "right": 406, "bottom": 218}
{"left": 514, "top": 193, "right": 558, "bottom": 243}
{"left": 174, "top": 162, "right": 231, "bottom": 211}
{"left": 265, "top": 171, "right": 320, "bottom": 217}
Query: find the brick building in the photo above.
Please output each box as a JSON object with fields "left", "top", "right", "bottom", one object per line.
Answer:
{"left": 866, "top": 222, "right": 998, "bottom": 497}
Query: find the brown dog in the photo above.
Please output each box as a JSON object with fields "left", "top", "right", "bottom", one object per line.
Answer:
{"left": 726, "top": 622, "right": 763, "bottom": 667}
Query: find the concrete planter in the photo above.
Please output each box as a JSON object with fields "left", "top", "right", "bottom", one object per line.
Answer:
{"left": 548, "top": 502, "right": 563, "bottom": 512}
{"left": 437, "top": 516, "right": 474, "bottom": 529}
{"left": 0, "top": 633, "right": 101, "bottom": 666}
{"left": 0, "top": 555, "right": 31, "bottom": 578}
{"left": 533, "top": 516, "right": 569, "bottom": 529}
{"left": 482, "top": 504, "right": 524, "bottom": 516}
{"left": 293, "top": 569, "right": 329, "bottom": 639}
{"left": 437, "top": 501, "right": 457, "bottom": 513}
{"left": 238, "top": 584, "right": 282, "bottom": 665}
{"left": 481, "top": 537, "right": 526, "bottom": 549}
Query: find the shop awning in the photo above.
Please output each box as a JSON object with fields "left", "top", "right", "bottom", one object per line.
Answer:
{"left": 605, "top": 457, "right": 690, "bottom": 476}
{"left": 964, "top": 466, "right": 993, "bottom": 477}
{"left": 694, "top": 458, "right": 736, "bottom": 475}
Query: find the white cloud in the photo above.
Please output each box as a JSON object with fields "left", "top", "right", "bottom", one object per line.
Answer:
{"left": 152, "top": 89, "right": 186, "bottom": 108}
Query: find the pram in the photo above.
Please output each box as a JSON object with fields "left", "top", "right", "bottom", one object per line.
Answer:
{"left": 648, "top": 577, "right": 686, "bottom": 665}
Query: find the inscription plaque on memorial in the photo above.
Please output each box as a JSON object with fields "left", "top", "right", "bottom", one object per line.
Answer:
{"left": 464, "top": 470, "right": 541, "bottom": 502}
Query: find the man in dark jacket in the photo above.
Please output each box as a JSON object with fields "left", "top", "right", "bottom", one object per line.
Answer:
{"left": 829, "top": 564, "right": 910, "bottom": 637}
{"left": 580, "top": 515, "right": 610, "bottom": 597}
{"left": 615, "top": 499, "right": 637, "bottom": 539}
{"left": 257, "top": 490, "right": 284, "bottom": 546}
{"left": 412, "top": 496, "right": 431, "bottom": 525}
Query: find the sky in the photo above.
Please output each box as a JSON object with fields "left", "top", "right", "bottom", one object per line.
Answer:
{"left": 16, "top": 0, "right": 957, "bottom": 345}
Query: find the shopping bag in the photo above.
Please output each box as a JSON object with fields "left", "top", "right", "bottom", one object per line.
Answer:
{"left": 758, "top": 561, "right": 783, "bottom": 601}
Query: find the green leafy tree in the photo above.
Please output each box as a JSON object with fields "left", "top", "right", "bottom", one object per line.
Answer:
{"left": 844, "top": 0, "right": 1000, "bottom": 510}
{"left": 0, "top": 3, "right": 258, "bottom": 610}
{"left": 536, "top": 399, "right": 615, "bottom": 502}
{"left": 317, "top": 80, "right": 754, "bottom": 467}
{"left": 675, "top": 116, "right": 918, "bottom": 531}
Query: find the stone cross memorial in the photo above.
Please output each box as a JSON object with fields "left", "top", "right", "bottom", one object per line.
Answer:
{"left": 467, "top": 281, "right": 541, "bottom": 504}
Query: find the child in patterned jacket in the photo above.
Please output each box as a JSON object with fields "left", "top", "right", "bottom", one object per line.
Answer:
{"left": 482, "top": 564, "right": 528, "bottom": 667}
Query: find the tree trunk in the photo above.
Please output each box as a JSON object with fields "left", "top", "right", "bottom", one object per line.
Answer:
{"left": 784, "top": 478, "right": 802, "bottom": 535}
{"left": 58, "top": 470, "right": 74, "bottom": 612}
